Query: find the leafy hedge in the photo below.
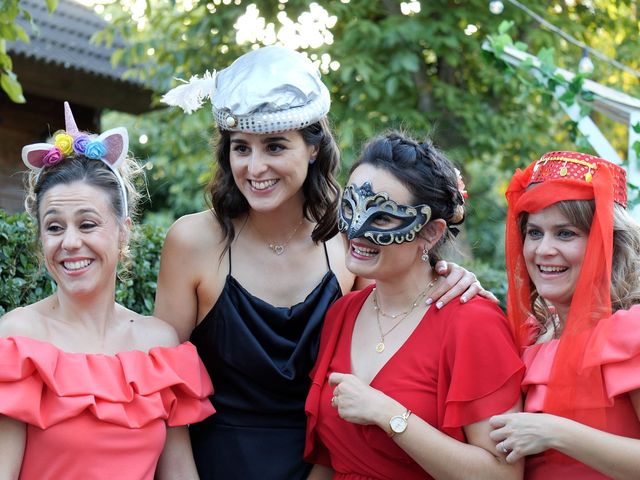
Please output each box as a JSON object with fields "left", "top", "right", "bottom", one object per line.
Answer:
{"left": 0, "top": 210, "right": 165, "bottom": 316}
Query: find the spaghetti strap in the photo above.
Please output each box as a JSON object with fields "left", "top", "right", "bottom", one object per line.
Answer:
{"left": 322, "top": 242, "right": 331, "bottom": 270}
{"left": 228, "top": 246, "right": 232, "bottom": 275}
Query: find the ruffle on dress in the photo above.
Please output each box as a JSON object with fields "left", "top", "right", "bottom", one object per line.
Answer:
{"left": 0, "top": 336, "right": 215, "bottom": 428}
{"left": 439, "top": 298, "right": 525, "bottom": 432}
{"left": 523, "top": 305, "right": 640, "bottom": 412}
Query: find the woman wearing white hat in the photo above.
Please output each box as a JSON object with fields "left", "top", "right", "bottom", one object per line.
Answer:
{"left": 159, "top": 45, "right": 490, "bottom": 479}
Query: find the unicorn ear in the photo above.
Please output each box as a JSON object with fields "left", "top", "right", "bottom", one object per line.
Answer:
{"left": 97, "top": 127, "right": 128, "bottom": 168}
{"left": 22, "top": 143, "right": 56, "bottom": 171}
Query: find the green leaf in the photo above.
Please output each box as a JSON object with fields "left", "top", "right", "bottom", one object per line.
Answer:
{"left": 1, "top": 71, "right": 25, "bottom": 103}
{"left": 580, "top": 91, "right": 595, "bottom": 102}
{"left": 514, "top": 41, "right": 528, "bottom": 52}
{"left": 111, "top": 48, "right": 125, "bottom": 67}
{"left": 385, "top": 76, "right": 398, "bottom": 96}
{"left": 537, "top": 47, "right": 556, "bottom": 68}
{"left": 498, "top": 20, "right": 514, "bottom": 35}
{"left": 13, "top": 23, "right": 29, "bottom": 43}
{"left": 558, "top": 90, "right": 575, "bottom": 106}
{"left": 633, "top": 123, "right": 640, "bottom": 134}
{"left": 0, "top": 52, "right": 12, "bottom": 70}
{"left": 44, "top": 0, "right": 59, "bottom": 13}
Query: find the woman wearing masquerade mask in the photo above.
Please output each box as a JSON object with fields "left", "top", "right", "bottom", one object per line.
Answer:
{"left": 159, "top": 47, "right": 493, "bottom": 479}
{"left": 304, "top": 131, "right": 525, "bottom": 480}
{"left": 489, "top": 152, "right": 640, "bottom": 478}
{"left": 0, "top": 103, "right": 214, "bottom": 479}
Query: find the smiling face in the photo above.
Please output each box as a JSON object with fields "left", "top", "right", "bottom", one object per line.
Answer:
{"left": 229, "top": 130, "right": 317, "bottom": 212}
{"left": 523, "top": 203, "right": 589, "bottom": 321}
{"left": 343, "top": 164, "right": 430, "bottom": 280}
{"left": 39, "top": 181, "right": 126, "bottom": 299}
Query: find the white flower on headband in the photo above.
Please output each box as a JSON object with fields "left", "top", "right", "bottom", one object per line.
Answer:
{"left": 161, "top": 70, "right": 217, "bottom": 114}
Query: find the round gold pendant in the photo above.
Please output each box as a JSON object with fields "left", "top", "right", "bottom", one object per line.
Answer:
{"left": 375, "top": 342, "right": 385, "bottom": 353}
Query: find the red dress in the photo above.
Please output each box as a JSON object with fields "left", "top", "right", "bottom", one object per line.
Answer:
{"left": 305, "top": 285, "right": 524, "bottom": 479}
{"left": 0, "top": 336, "right": 215, "bottom": 480}
{"left": 522, "top": 306, "right": 640, "bottom": 479}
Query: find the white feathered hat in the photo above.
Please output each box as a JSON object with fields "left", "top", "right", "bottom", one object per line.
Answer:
{"left": 161, "top": 45, "right": 331, "bottom": 134}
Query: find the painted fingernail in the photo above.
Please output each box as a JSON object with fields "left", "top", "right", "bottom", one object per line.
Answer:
{"left": 460, "top": 296, "right": 467, "bottom": 303}
{"left": 425, "top": 298, "right": 433, "bottom": 306}
{"left": 436, "top": 301, "right": 443, "bottom": 309}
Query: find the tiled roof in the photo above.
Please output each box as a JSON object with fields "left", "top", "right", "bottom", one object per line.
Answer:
{"left": 7, "top": 0, "right": 137, "bottom": 85}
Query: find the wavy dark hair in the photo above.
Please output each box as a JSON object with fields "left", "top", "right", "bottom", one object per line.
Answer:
{"left": 348, "top": 130, "right": 465, "bottom": 266}
{"left": 207, "top": 117, "right": 341, "bottom": 252}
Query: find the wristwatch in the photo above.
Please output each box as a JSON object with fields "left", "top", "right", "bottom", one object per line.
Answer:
{"left": 388, "top": 409, "right": 412, "bottom": 437}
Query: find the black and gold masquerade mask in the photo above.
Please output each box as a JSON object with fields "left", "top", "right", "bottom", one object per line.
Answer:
{"left": 338, "top": 182, "right": 432, "bottom": 246}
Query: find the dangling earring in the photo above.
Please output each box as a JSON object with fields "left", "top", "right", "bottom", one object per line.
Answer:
{"left": 421, "top": 246, "right": 429, "bottom": 263}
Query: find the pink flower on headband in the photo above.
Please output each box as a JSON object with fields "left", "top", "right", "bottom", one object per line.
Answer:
{"left": 85, "top": 140, "right": 107, "bottom": 160}
{"left": 72, "top": 134, "right": 90, "bottom": 155}
{"left": 43, "top": 147, "right": 63, "bottom": 166}
{"left": 454, "top": 168, "right": 468, "bottom": 201}
{"left": 54, "top": 132, "right": 74, "bottom": 156}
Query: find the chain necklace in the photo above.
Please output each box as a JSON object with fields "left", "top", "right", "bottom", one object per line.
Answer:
{"left": 372, "top": 280, "right": 436, "bottom": 353}
{"left": 265, "top": 218, "right": 304, "bottom": 255}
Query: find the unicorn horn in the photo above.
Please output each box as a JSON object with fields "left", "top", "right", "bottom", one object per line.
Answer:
{"left": 64, "top": 101, "right": 80, "bottom": 136}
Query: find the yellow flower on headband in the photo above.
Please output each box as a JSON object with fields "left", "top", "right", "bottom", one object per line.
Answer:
{"left": 54, "top": 132, "right": 74, "bottom": 156}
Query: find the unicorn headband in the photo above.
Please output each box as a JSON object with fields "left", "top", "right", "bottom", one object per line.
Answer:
{"left": 21, "top": 102, "right": 130, "bottom": 217}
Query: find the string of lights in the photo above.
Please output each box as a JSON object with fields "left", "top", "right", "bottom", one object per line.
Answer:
{"left": 489, "top": 0, "right": 640, "bottom": 78}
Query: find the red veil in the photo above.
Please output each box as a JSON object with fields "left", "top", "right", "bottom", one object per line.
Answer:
{"left": 505, "top": 151, "right": 627, "bottom": 429}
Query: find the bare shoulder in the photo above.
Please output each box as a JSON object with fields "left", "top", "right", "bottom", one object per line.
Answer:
{"left": 0, "top": 298, "right": 53, "bottom": 338}
{"left": 122, "top": 308, "right": 180, "bottom": 350}
{"left": 0, "top": 307, "right": 32, "bottom": 337}
{"left": 325, "top": 234, "right": 357, "bottom": 294}
{"left": 165, "top": 211, "right": 224, "bottom": 255}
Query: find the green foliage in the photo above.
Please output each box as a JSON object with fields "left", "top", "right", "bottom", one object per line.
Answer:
{"left": 0, "top": 211, "right": 166, "bottom": 316}
{"left": 0, "top": 211, "right": 54, "bottom": 315}
{"left": 96, "top": 0, "right": 640, "bottom": 276}
{"left": 0, "top": 0, "right": 56, "bottom": 102}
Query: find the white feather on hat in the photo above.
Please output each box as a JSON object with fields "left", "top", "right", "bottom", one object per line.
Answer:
{"left": 161, "top": 70, "right": 217, "bottom": 115}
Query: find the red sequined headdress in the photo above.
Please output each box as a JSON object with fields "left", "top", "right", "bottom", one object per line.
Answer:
{"left": 505, "top": 150, "right": 626, "bottom": 428}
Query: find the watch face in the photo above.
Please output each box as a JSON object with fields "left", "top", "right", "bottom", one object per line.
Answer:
{"left": 390, "top": 415, "right": 407, "bottom": 433}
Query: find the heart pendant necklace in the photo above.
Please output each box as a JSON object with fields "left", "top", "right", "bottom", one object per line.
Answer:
{"left": 267, "top": 218, "right": 304, "bottom": 255}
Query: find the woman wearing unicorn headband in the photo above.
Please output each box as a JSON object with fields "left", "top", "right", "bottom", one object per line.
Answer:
{"left": 158, "top": 45, "right": 493, "bottom": 479}
{"left": 0, "top": 102, "right": 214, "bottom": 479}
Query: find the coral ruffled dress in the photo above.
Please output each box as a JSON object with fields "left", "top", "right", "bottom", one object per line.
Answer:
{"left": 0, "top": 336, "right": 215, "bottom": 480}
{"left": 522, "top": 306, "right": 640, "bottom": 479}
{"left": 305, "top": 285, "right": 524, "bottom": 479}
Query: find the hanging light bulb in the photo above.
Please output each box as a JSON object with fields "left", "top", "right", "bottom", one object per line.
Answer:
{"left": 578, "top": 48, "right": 594, "bottom": 74}
{"left": 489, "top": 0, "right": 504, "bottom": 14}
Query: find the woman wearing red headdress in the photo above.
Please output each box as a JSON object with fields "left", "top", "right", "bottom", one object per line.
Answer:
{"left": 489, "top": 151, "right": 640, "bottom": 479}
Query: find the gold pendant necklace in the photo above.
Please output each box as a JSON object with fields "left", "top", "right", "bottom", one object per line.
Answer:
{"left": 267, "top": 218, "right": 304, "bottom": 255}
{"left": 372, "top": 280, "right": 436, "bottom": 353}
